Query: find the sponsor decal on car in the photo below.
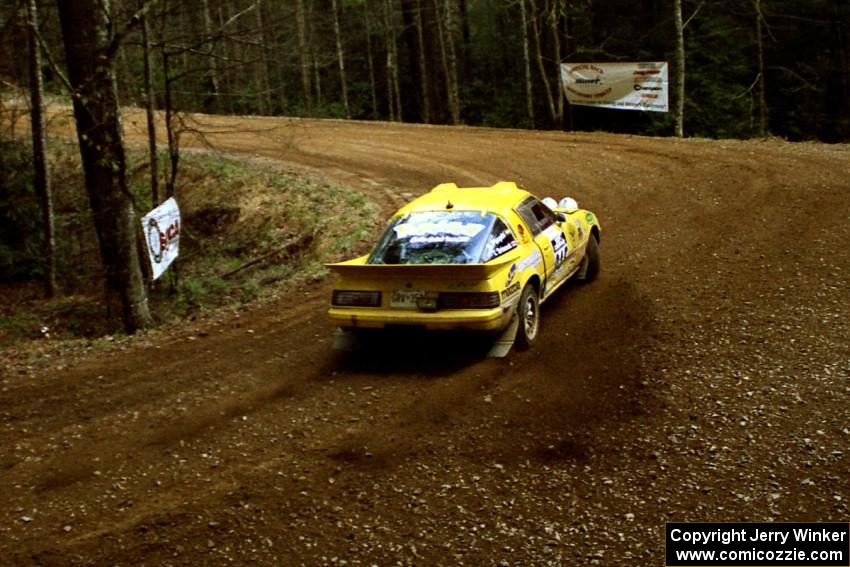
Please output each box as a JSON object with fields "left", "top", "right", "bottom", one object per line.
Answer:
{"left": 485, "top": 230, "right": 518, "bottom": 259}
{"left": 574, "top": 219, "right": 584, "bottom": 241}
{"left": 550, "top": 231, "right": 569, "bottom": 272}
{"left": 516, "top": 223, "right": 530, "bottom": 244}
{"left": 518, "top": 249, "right": 542, "bottom": 272}
{"left": 394, "top": 219, "right": 487, "bottom": 240}
{"left": 502, "top": 281, "right": 521, "bottom": 300}
{"left": 505, "top": 263, "right": 517, "bottom": 287}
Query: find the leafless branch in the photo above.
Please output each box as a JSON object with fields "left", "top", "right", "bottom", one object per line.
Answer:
{"left": 105, "top": 0, "right": 160, "bottom": 62}
{"left": 683, "top": 0, "right": 706, "bottom": 29}
{"left": 733, "top": 73, "right": 761, "bottom": 99}
{"left": 221, "top": 2, "right": 258, "bottom": 29}
{"left": 32, "top": 26, "right": 73, "bottom": 93}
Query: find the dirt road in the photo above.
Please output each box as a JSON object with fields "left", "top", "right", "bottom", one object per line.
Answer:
{"left": 2, "top": 115, "right": 849, "bottom": 565}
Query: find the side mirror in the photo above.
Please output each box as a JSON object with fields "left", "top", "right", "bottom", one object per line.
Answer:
{"left": 556, "top": 212, "right": 568, "bottom": 223}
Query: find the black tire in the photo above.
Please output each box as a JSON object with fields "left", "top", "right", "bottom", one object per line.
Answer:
{"left": 515, "top": 284, "right": 540, "bottom": 350}
{"left": 580, "top": 235, "right": 600, "bottom": 283}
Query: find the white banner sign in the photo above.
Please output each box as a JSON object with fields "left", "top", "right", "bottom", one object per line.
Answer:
{"left": 141, "top": 197, "right": 181, "bottom": 280}
{"left": 560, "top": 62, "right": 669, "bottom": 112}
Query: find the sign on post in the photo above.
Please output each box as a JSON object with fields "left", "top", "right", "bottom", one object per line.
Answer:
{"left": 560, "top": 62, "right": 669, "bottom": 112}
{"left": 141, "top": 197, "right": 181, "bottom": 280}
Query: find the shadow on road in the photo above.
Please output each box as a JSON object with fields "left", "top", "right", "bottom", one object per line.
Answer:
{"left": 330, "top": 328, "right": 498, "bottom": 378}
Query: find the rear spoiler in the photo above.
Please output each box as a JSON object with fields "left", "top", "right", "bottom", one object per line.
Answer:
{"left": 327, "top": 255, "right": 517, "bottom": 281}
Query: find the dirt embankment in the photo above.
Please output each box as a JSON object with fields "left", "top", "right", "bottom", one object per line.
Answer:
{"left": 1, "top": 114, "right": 849, "bottom": 565}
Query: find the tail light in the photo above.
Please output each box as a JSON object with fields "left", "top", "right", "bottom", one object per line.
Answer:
{"left": 437, "top": 292, "right": 501, "bottom": 309}
{"left": 332, "top": 290, "right": 382, "bottom": 307}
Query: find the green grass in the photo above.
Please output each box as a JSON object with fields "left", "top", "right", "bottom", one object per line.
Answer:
{"left": 141, "top": 152, "right": 380, "bottom": 320}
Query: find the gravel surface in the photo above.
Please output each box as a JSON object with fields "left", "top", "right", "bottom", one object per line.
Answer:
{"left": 1, "top": 116, "right": 848, "bottom": 565}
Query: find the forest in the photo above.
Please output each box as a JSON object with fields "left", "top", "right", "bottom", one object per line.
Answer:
{"left": 0, "top": 0, "right": 848, "bottom": 334}
{"left": 2, "top": 0, "right": 848, "bottom": 141}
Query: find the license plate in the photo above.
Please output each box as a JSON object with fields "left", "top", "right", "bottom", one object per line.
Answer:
{"left": 391, "top": 289, "right": 426, "bottom": 309}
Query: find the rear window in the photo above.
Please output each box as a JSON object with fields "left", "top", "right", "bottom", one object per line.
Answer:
{"left": 368, "top": 211, "right": 515, "bottom": 264}
{"left": 480, "top": 217, "right": 518, "bottom": 262}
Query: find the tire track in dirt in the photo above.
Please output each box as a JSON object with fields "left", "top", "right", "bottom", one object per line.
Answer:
{"left": 0, "top": 296, "right": 326, "bottom": 441}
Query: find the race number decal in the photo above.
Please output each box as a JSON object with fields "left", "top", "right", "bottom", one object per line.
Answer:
{"left": 550, "top": 232, "right": 568, "bottom": 271}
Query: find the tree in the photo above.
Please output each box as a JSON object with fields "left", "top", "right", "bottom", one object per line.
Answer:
{"left": 384, "top": 0, "right": 402, "bottom": 121}
{"left": 253, "top": 0, "right": 272, "bottom": 115}
{"left": 549, "top": 0, "right": 564, "bottom": 130}
{"left": 434, "top": 0, "right": 460, "bottom": 124}
{"left": 528, "top": 0, "right": 558, "bottom": 128}
{"left": 55, "top": 0, "right": 153, "bottom": 332}
{"left": 362, "top": 0, "right": 379, "bottom": 118}
{"left": 296, "top": 0, "right": 312, "bottom": 115}
{"left": 200, "top": 0, "right": 222, "bottom": 113}
{"left": 520, "top": 0, "right": 535, "bottom": 128}
{"left": 140, "top": 8, "right": 159, "bottom": 205}
{"left": 27, "top": 0, "right": 56, "bottom": 297}
{"left": 673, "top": 0, "right": 685, "bottom": 137}
{"left": 753, "top": 0, "right": 767, "bottom": 137}
{"left": 444, "top": 0, "right": 461, "bottom": 123}
{"left": 331, "top": 0, "right": 351, "bottom": 118}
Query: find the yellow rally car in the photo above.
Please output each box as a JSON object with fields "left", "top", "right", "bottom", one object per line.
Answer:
{"left": 327, "top": 181, "right": 601, "bottom": 349}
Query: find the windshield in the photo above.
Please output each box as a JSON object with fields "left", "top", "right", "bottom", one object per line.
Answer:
{"left": 369, "top": 211, "right": 512, "bottom": 265}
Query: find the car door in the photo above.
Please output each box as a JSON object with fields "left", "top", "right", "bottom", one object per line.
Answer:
{"left": 515, "top": 197, "right": 566, "bottom": 297}
{"left": 561, "top": 211, "right": 586, "bottom": 276}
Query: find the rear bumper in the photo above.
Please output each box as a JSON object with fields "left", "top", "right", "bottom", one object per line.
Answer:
{"left": 328, "top": 306, "right": 514, "bottom": 331}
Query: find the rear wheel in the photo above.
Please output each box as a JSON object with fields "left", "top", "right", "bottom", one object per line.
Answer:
{"left": 515, "top": 284, "right": 540, "bottom": 350}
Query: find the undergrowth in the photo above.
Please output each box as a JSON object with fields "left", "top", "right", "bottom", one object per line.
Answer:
{"left": 0, "top": 143, "right": 379, "bottom": 346}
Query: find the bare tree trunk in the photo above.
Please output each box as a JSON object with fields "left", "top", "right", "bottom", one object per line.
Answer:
{"left": 391, "top": 10, "right": 403, "bottom": 121}
{"left": 363, "top": 0, "right": 379, "bottom": 118}
{"left": 528, "top": 0, "right": 557, "bottom": 127}
{"left": 520, "top": 0, "right": 535, "bottom": 128}
{"left": 253, "top": 0, "right": 271, "bottom": 115}
{"left": 141, "top": 11, "right": 159, "bottom": 206}
{"left": 177, "top": 4, "right": 189, "bottom": 91}
{"left": 296, "top": 0, "right": 312, "bottom": 115}
{"left": 414, "top": 0, "right": 430, "bottom": 123}
{"left": 384, "top": 0, "right": 401, "bottom": 121}
{"left": 564, "top": 12, "right": 575, "bottom": 131}
{"left": 266, "top": 2, "right": 288, "bottom": 111}
{"left": 549, "top": 0, "right": 564, "bottom": 130}
{"left": 753, "top": 0, "right": 767, "bottom": 137}
{"left": 433, "top": 0, "right": 451, "bottom": 123}
{"left": 673, "top": 0, "right": 685, "bottom": 137}
{"left": 308, "top": 0, "right": 323, "bottom": 109}
{"left": 217, "top": 4, "right": 236, "bottom": 115}
{"left": 55, "top": 0, "right": 152, "bottom": 332}
{"left": 331, "top": 0, "right": 350, "bottom": 118}
{"left": 443, "top": 0, "right": 460, "bottom": 123}
{"left": 27, "top": 0, "right": 56, "bottom": 298}
{"left": 162, "top": 55, "right": 180, "bottom": 200}
{"left": 200, "top": 0, "right": 221, "bottom": 113}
